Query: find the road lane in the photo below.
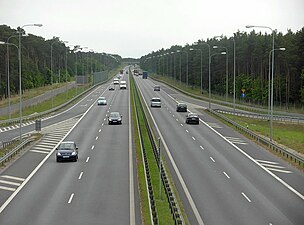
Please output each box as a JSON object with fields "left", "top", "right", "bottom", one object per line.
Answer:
{"left": 135, "top": 75, "right": 304, "bottom": 225}
{"left": 0, "top": 73, "right": 139, "bottom": 225}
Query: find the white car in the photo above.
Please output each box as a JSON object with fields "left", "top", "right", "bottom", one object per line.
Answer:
{"left": 151, "top": 97, "right": 161, "bottom": 107}
{"left": 97, "top": 96, "right": 107, "bottom": 105}
{"left": 119, "top": 81, "right": 127, "bottom": 89}
{"left": 113, "top": 78, "right": 119, "bottom": 85}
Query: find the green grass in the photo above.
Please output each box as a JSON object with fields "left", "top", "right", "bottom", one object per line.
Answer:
{"left": 217, "top": 113, "right": 304, "bottom": 154}
{"left": 131, "top": 74, "right": 174, "bottom": 225}
{"left": 0, "top": 85, "right": 89, "bottom": 121}
{"left": 0, "top": 67, "right": 122, "bottom": 121}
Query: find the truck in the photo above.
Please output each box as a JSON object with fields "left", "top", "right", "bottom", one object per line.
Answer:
{"left": 142, "top": 71, "right": 148, "bottom": 79}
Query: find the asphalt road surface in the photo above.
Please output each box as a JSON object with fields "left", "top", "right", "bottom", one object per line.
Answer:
{"left": 0, "top": 71, "right": 140, "bottom": 225}
{"left": 134, "top": 75, "right": 304, "bottom": 225}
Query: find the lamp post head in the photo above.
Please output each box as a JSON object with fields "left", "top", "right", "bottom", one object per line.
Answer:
{"left": 246, "top": 25, "right": 254, "bottom": 28}
{"left": 221, "top": 52, "right": 227, "bottom": 55}
{"left": 189, "top": 48, "right": 194, "bottom": 51}
{"left": 34, "top": 24, "right": 43, "bottom": 27}
{"left": 0, "top": 41, "right": 5, "bottom": 45}
{"left": 213, "top": 46, "right": 218, "bottom": 49}
{"left": 279, "top": 47, "right": 286, "bottom": 51}
{"left": 176, "top": 50, "right": 180, "bottom": 53}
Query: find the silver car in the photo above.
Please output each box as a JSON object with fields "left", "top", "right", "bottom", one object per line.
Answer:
{"left": 151, "top": 97, "right": 161, "bottom": 107}
{"left": 97, "top": 97, "right": 107, "bottom": 105}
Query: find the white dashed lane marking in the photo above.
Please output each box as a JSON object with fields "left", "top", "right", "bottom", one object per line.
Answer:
{"left": 86, "top": 157, "right": 90, "bottom": 163}
{"left": 78, "top": 172, "right": 83, "bottom": 180}
{"left": 91, "top": 145, "right": 95, "bottom": 150}
{"left": 210, "top": 157, "right": 215, "bottom": 162}
{"left": 200, "top": 146, "right": 204, "bottom": 150}
{"left": 68, "top": 193, "right": 75, "bottom": 204}
{"left": 242, "top": 192, "right": 251, "bottom": 203}
{"left": 223, "top": 172, "right": 230, "bottom": 179}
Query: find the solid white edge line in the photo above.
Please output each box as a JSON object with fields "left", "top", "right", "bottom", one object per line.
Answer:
{"left": 198, "top": 116, "right": 304, "bottom": 200}
{"left": 136, "top": 80, "right": 205, "bottom": 225}
{"left": 242, "top": 192, "right": 252, "bottom": 203}
{"left": 0, "top": 85, "right": 108, "bottom": 214}
{"left": 78, "top": 172, "right": 83, "bottom": 180}
{"left": 129, "top": 74, "right": 135, "bottom": 225}
{"left": 68, "top": 193, "right": 75, "bottom": 204}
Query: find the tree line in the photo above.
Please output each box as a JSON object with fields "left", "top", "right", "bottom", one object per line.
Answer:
{"left": 140, "top": 28, "right": 304, "bottom": 109}
{"left": 0, "top": 24, "right": 121, "bottom": 99}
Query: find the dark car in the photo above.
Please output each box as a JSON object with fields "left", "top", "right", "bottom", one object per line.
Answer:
{"left": 109, "top": 85, "right": 115, "bottom": 91}
{"left": 176, "top": 103, "right": 187, "bottom": 112}
{"left": 108, "top": 112, "right": 122, "bottom": 125}
{"left": 154, "top": 85, "right": 160, "bottom": 91}
{"left": 185, "top": 113, "right": 199, "bottom": 124}
{"left": 56, "top": 141, "right": 78, "bottom": 162}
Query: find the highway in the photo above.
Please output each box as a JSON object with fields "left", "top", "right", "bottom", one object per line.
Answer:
{"left": 134, "top": 75, "right": 304, "bottom": 225}
{"left": 0, "top": 68, "right": 303, "bottom": 225}
{"left": 0, "top": 71, "right": 139, "bottom": 225}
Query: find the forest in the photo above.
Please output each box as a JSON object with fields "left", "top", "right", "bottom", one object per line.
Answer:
{"left": 0, "top": 24, "right": 121, "bottom": 100}
{"left": 140, "top": 28, "right": 304, "bottom": 109}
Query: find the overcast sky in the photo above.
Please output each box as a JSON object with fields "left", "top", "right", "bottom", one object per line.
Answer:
{"left": 1, "top": 0, "right": 303, "bottom": 58}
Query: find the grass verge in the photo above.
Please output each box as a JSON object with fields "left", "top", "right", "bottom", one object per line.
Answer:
{"left": 131, "top": 73, "right": 174, "bottom": 224}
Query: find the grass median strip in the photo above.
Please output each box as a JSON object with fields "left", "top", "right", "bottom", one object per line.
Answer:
{"left": 131, "top": 74, "right": 175, "bottom": 224}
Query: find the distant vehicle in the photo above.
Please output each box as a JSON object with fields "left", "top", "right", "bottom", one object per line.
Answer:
{"left": 113, "top": 78, "right": 119, "bottom": 85}
{"left": 151, "top": 97, "right": 161, "bottom": 107}
{"left": 154, "top": 85, "right": 160, "bottom": 91}
{"left": 109, "top": 85, "right": 115, "bottom": 91}
{"left": 120, "top": 69, "right": 124, "bottom": 74}
{"left": 108, "top": 112, "right": 122, "bottom": 125}
{"left": 185, "top": 113, "right": 199, "bottom": 124}
{"left": 142, "top": 71, "right": 148, "bottom": 79}
{"left": 176, "top": 103, "right": 187, "bottom": 112}
{"left": 133, "top": 69, "right": 138, "bottom": 76}
{"left": 56, "top": 141, "right": 78, "bottom": 162}
{"left": 119, "top": 80, "right": 127, "bottom": 89}
{"left": 97, "top": 96, "right": 107, "bottom": 105}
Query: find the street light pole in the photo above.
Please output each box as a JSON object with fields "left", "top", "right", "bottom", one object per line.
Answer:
{"left": 213, "top": 45, "right": 228, "bottom": 101}
{"left": 18, "top": 23, "right": 42, "bottom": 141}
{"left": 210, "top": 52, "right": 227, "bottom": 109}
{"left": 246, "top": 25, "right": 275, "bottom": 142}
{"left": 6, "top": 34, "right": 23, "bottom": 119}
{"left": 1, "top": 41, "right": 19, "bottom": 120}
{"left": 268, "top": 47, "right": 285, "bottom": 141}
{"left": 50, "top": 40, "right": 57, "bottom": 108}
{"left": 233, "top": 37, "right": 236, "bottom": 114}
{"left": 194, "top": 42, "right": 211, "bottom": 108}
{"left": 189, "top": 48, "right": 203, "bottom": 93}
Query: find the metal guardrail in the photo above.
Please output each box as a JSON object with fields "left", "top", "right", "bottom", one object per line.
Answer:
{"left": 214, "top": 109, "right": 304, "bottom": 124}
{"left": 150, "top": 76, "right": 304, "bottom": 122}
{"left": 0, "top": 137, "right": 35, "bottom": 165}
{"left": 132, "top": 75, "right": 184, "bottom": 224}
{"left": 209, "top": 109, "right": 304, "bottom": 167}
